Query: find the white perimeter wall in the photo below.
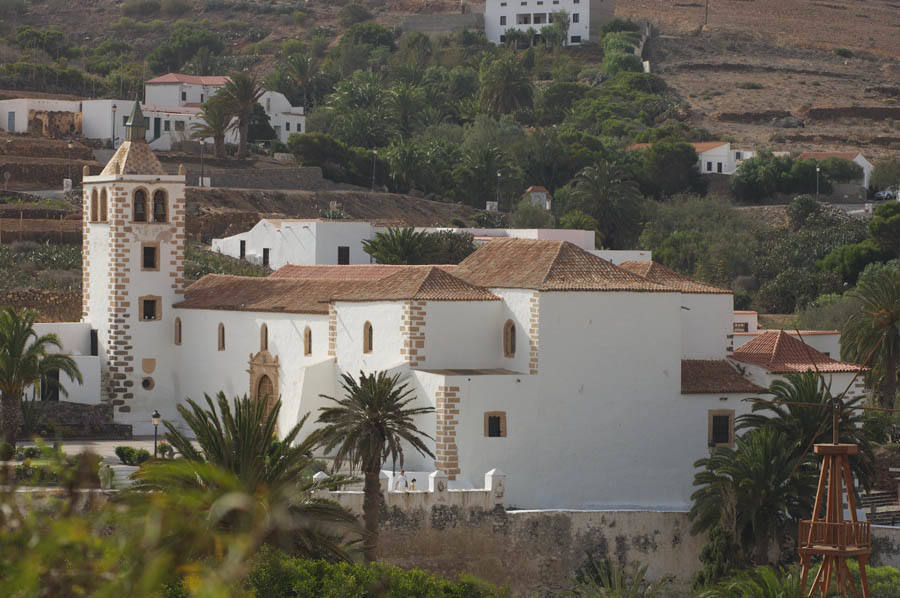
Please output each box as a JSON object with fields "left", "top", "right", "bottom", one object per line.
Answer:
{"left": 0, "top": 99, "right": 81, "bottom": 133}
{"left": 681, "top": 293, "right": 733, "bottom": 359}
{"left": 34, "top": 322, "right": 92, "bottom": 355}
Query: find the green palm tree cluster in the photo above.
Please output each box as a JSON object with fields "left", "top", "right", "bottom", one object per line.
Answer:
{"left": 567, "top": 161, "right": 642, "bottom": 249}
{"left": 0, "top": 307, "right": 81, "bottom": 458}
{"left": 216, "top": 72, "right": 265, "bottom": 160}
{"left": 842, "top": 267, "right": 900, "bottom": 408}
{"left": 479, "top": 53, "right": 534, "bottom": 115}
{"left": 697, "top": 566, "right": 806, "bottom": 598}
{"left": 191, "top": 95, "right": 233, "bottom": 159}
{"left": 567, "top": 559, "right": 671, "bottom": 598}
{"left": 362, "top": 227, "right": 439, "bottom": 264}
{"left": 317, "top": 371, "right": 435, "bottom": 562}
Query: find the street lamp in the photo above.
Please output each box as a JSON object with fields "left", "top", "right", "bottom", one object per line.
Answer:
{"left": 496, "top": 171, "right": 501, "bottom": 207}
{"left": 371, "top": 149, "right": 378, "bottom": 192}
{"left": 66, "top": 140, "right": 73, "bottom": 182}
{"left": 111, "top": 104, "right": 117, "bottom": 148}
{"left": 816, "top": 165, "right": 821, "bottom": 201}
{"left": 151, "top": 409, "right": 161, "bottom": 457}
{"left": 199, "top": 139, "right": 205, "bottom": 188}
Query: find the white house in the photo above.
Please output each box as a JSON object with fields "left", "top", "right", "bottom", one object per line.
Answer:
{"left": 0, "top": 74, "right": 305, "bottom": 149}
{"left": 799, "top": 151, "right": 874, "bottom": 190}
{"left": 34, "top": 125, "right": 867, "bottom": 511}
{"left": 522, "top": 185, "right": 552, "bottom": 210}
{"left": 627, "top": 141, "right": 756, "bottom": 176}
{"left": 483, "top": 0, "right": 615, "bottom": 45}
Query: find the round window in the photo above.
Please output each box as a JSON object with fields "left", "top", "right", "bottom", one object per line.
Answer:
{"left": 141, "top": 377, "right": 155, "bottom": 390}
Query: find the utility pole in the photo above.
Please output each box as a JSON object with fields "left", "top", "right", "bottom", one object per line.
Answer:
{"left": 371, "top": 149, "right": 378, "bottom": 192}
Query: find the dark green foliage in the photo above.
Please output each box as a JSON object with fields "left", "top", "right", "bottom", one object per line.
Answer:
{"left": 342, "top": 21, "right": 396, "bottom": 49}
{"left": 248, "top": 102, "right": 276, "bottom": 141}
{"left": 122, "top": 0, "right": 160, "bottom": 16}
{"left": 872, "top": 157, "right": 900, "bottom": 190}
{"left": 535, "top": 81, "right": 589, "bottom": 125}
{"left": 511, "top": 198, "right": 554, "bottom": 228}
{"left": 818, "top": 156, "right": 863, "bottom": 183}
{"left": 338, "top": 3, "right": 373, "bottom": 27}
{"left": 247, "top": 547, "right": 509, "bottom": 597}
{"left": 0, "top": 0, "right": 26, "bottom": 18}
{"left": 795, "top": 293, "right": 861, "bottom": 331}
{"left": 731, "top": 151, "right": 833, "bottom": 203}
{"left": 819, "top": 238, "right": 893, "bottom": 285}
{"left": 479, "top": 53, "right": 534, "bottom": 115}
{"left": 160, "top": 0, "right": 191, "bottom": 16}
{"left": 868, "top": 202, "right": 900, "bottom": 257}
{"left": 287, "top": 133, "right": 390, "bottom": 189}
{"left": 147, "top": 24, "right": 224, "bottom": 73}
{"left": 633, "top": 140, "right": 706, "bottom": 199}
{"left": 559, "top": 209, "right": 598, "bottom": 233}
{"left": 0, "top": 61, "right": 102, "bottom": 95}
{"left": 114, "top": 445, "right": 151, "bottom": 466}
{"left": 600, "top": 18, "right": 641, "bottom": 35}
{"left": 693, "top": 526, "right": 741, "bottom": 589}
{"left": 562, "top": 161, "right": 643, "bottom": 248}
{"left": 362, "top": 227, "right": 475, "bottom": 265}
{"left": 473, "top": 211, "right": 508, "bottom": 228}
{"left": 834, "top": 47, "right": 854, "bottom": 58}
{"left": 569, "top": 557, "right": 670, "bottom": 597}
{"left": 14, "top": 26, "right": 78, "bottom": 59}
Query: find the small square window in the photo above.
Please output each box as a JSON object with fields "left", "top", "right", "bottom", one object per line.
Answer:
{"left": 572, "top": 12, "right": 579, "bottom": 22}
{"left": 286, "top": 121, "right": 291, "bottom": 131}
{"left": 140, "top": 297, "right": 160, "bottom": 321}
{"left": 571, "top": 35, "right": 581, "bottom": 43}
{"left": 164, "top": 120, "right": 170, "bottom": 132}
{"left": 484, "top": 411, "right": 507, "bottom": 438}
{"left": 707, "top": 161, "right": 713, "bottom": 172}
{"left": 708, "top": 410, "right": 734, "bottom": 448}
{"left": 142, "top": 244, "right": 158, "bottom": 270}
{"left": 338, "top": 246, "right": 350, "bottom": 265}
{"left": 500, "top": 15, "right": 506, "bottom": 25}
{"left": 181, "top": 91, "right": 187, "bottom": 101}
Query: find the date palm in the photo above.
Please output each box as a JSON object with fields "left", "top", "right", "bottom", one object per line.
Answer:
{"left": 157, "top": 392, "right": 360, "bottom": 561}
{"left": 191, "top": 95, "right": 233, "bottom": 159}
{"left": 697, "top": 566, "right": 806, "bottom": 598}
{"left": 569, "top": 162, "right": 642, "bottom": 249}
{"left": 362, "top": 227, "right": 439, "bottom": 265}
{"left": 737, "top": 372, "right": 874, "bottom": 489}
{"left": 842, "top": 267, "right": 900, "bottom": 408}
{"left": 281, "top": 49, "right": 321, "bottom": 110}
{"left": 0, "top": 307, "right": 81, "bottom": 458}
{"left": 689, "top": 427, "right": 818, "bottom": 566}
{"left": 317, "top": 371, "right": 435, "bottom": 562}
{"left": 219, "top": 73, "right": 264, "bottom": 159}
{"left": 479, "top": 53, "right": 533, "bottom": 115}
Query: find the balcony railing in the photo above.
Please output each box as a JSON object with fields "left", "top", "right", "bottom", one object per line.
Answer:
{"left": 798, "top": 520, "right": 871, "bottom": 549}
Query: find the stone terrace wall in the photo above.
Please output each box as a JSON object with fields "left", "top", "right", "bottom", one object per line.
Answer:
{"left": 872, "top": 526, "right": 900, "bottom": 569}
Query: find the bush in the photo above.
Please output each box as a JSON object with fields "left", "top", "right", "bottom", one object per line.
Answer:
{"left": 834, "top": 47, "right": 854, "bottom": 58}
{"left": 338, "top": 2, "right": 373, "bottom": 27}
{"left": 604, "top": 52, "right": 643, "bottom": 76}
{"left": 160, "top": 0, "right": 191, "bottom": 16}
{"left": 247, "top": 549, "right": 509, "bottom": 597}
{"left": 122, "top": 0, "right": 161, "bottom": 16}
{"left": 115, "top": 446, "right": 151, "bottom": 466}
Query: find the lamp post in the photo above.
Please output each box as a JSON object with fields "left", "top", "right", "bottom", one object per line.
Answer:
{"left": 66, "top": 140, "right": 72, "bottom": 182}
{"left": 199, "top": 139, "right": 205, "bottom": 188}
{"left": 496, "top": 171, "right": 501, "bottom": 207}
{"left": 371, "top": 149, "right": 377, "bottom": 192}
{"left": 816, "top": 165, "right": 821, "bottom": 201}
{"left": 111, "top": 104, "right": 117, "bottom": 148}
{"left": 151, "top": 409, "right": 161, "bottom": 457}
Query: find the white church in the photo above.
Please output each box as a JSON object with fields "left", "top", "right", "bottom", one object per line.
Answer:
{"left": 47, "top": 106, "right": 866, "bottom": 510}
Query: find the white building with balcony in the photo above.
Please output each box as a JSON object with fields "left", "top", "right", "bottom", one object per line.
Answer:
{"left": 483, "top": 0, "right": 615, "bottom": 45}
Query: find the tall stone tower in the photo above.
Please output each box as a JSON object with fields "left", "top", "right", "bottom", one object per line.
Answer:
{"left": 82, "top": 102, "right": 186, "bottom": 434}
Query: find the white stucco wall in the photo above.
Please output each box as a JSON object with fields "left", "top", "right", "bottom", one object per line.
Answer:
{"left": 423, "top": 301, "right": 504, "bottom": 370}
{"left": 33, "top": 322, "right": 92, "bottom": 356}
{"left": 732, "top": 310, "right": 758, "bottom": 333}
{"left": 590, "top": 249, "right": 652, "bottom": 264}
{"left": 144, "top": 84, "right": 183, "bottom": 107}
{"left": 699, "top": 144, "right": 736, "bottom": 175}
{"left": 681, "top": 293, "right": 733, "bottom": 359}
{"left": 484, "top": 0, "right": 592, "bottom": 44}
{"left": 0, "top": 99, "right": 81, "bottom": 133}
{"left": 333, "top": 302, "right": 405, "bottom": 373}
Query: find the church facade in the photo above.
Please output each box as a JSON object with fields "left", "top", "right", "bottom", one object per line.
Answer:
{"left": 69, "top": 108, "right": 866, "bottom": 510}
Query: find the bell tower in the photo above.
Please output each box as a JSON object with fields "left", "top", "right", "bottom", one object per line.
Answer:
{"left": 82, "top": 102, "right": 186, "bottom": 434}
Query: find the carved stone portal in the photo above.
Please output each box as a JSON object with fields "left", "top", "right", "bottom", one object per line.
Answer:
{"left": 249, "top": 350, "right": 279, "bottom": 432}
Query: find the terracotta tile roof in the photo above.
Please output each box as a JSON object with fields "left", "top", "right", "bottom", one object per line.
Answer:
{"left": 734, "top": 310, "right": 758, "bottom": 315}
{"left": 454, "top": 239, "right": 673, "bottom": 292}
{"left": 799, "top": 151, "right": 860, "bottom": 161}
{"left": 146, "top": 73, "right": 230, "bottom": 86}
{"left": 99, "top": 140, "right": 167, "bottom": 176}
{"left": 332, "top": 266, "right": 499, "bottom": 302}
{"left": 681, "top": 360, "right": 763, "bottom": 394}
{"left": 619, "top": 261, "right": 732, "bottom": 294}
{"left": 175, "top": 275, "right": 360, "bottom": 314}
{"left": 525, "top": 186, "right": 549, "bottom": 193}
{"left": 730, "top": 330, "right": 865, "bottom": 374}
{"left": 627, "top": 141, "right": 728, "bottom": 153}
{"left": 270, "top": 265, "right": 409, "bottom": 281}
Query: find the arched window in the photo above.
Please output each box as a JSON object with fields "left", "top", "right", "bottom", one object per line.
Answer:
{"left": 257, "top": 375, "right": 274, "bottom": 400}
{"left": 133, "top": 189, "right": 147, "bottom": 222}
{"left": 363, "top": 321, "right": 373, "bottom": 354}
{"left": 304, "top": 326, "right": 312, "bottom": 356}
{"left": 99, "top": 188, "right": 108, "bottom": 222}
{"left": 218, "top": 323, "right": 225, "bottom": 351}
{"left": 260, "top": 323, "right": 268, "bottom": 352}
{"left": 174, "top": 317, "right": 182, "bottom": 345}
{"left": 503, "top": 320, "right": 516, "bottom": 358}
{"left": 152, "top": 190, "right": 167, "bottom": 222}
{"left": 90, "top": 189, "right": 98, "bottom": 222}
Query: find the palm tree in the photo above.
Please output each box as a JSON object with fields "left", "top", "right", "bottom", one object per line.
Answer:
{"left": 219, "top": 73, "right": 264, "bottom": 159}
{"left": 317, "top": 371, "right": 435, "bottom": 562}
{"left": 479, "top": 53, "right": 533, "bottom": 115}
{"left": 0, "top": 308, "right": 81, "bottom": 458}
{"left": 158, "top": 392, "right": 360, "bottom": 561}
{"left": 281, "top": 49, "right": 321, "bottom": 110}
{"left": 569, "top": 162, "right": 642, "bottom": 249}
{"left": 362, "top": 227, "right": 439, "bottom": 265}
{"left": 737, "top": 372, "right": 874, "bottom": 489}
{"left": 191, "top": 95, "right": 233, "bottom": 159}
{"left": 388, "top": 83, "right": 425, "bottom": 138}
{"left": 567, "top": 558, "right": 671, "bottom": 597}
{"left": 689, "top": 427, "right": 818, "bottom": 566}
{"left": 842, "top": 267, "right": 900, "bottom": 408}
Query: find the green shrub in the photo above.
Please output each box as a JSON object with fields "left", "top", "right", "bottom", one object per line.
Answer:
{"left": 247, "top": 549, "right": 509, "bottom": 597}
{"left": 601, "top": 18, "right": 641, "bottom": 35}
{"left": 735, "top": 81, "right": 763, "bottom": 89}
{"left": 338, "top": 2, "right": 373, "bottom": 27}
{"left": 122, "top": 0, "right": 161, "bottom": 17}
{"left": 160, "top": 0, "right": 190, "bottom": 16}
{"left": 603, "top": 52, "right": 644, "bottom": 76}
{"left": 834, "top": 47, "right": 853, "bottom": 58}
{"left": 115, "top": 446, "right": 151, "bottom": 466}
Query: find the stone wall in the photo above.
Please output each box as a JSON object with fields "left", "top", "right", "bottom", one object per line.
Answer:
{"left": 872, "top": 526, "right": 900, "bottom": 569}
{"left": 21, "top": 401, "right": 131, "bottom": 439}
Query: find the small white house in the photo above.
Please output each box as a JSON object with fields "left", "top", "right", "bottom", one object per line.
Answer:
{"left": 799, "top": 151, "right": 874, "bottom": 190}
{"left": 0, "top": 98, "right": 82, "bottom": 135}
{"left": 627, "top": 141, "right": 756, "bottom": 176}
{"left": 483, "top": 0, "right": 615, "bottom": 45}
{"left": 522, "top": 186, "right": 552, "bottom": 210}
